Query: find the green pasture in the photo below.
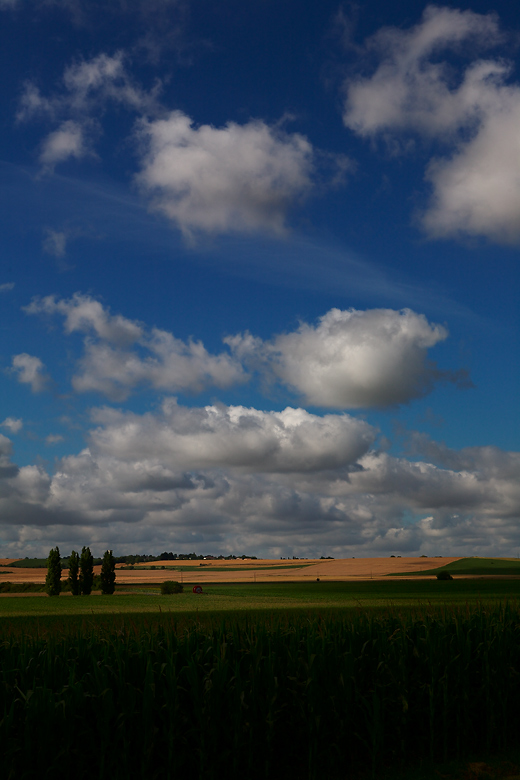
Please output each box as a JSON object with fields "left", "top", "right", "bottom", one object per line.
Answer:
{"left": 0, "top": 578, "right": 519, "bottom": 624}
{"left": 392, "top": 556, "right": 520, "bottom": 577}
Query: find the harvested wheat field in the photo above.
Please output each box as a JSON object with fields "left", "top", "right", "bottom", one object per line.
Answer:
{"left": 0, "top": 556, "right": 464, "bottom": 584}
{"left": 112, "top": 556, "right": 464, "bottom": 584}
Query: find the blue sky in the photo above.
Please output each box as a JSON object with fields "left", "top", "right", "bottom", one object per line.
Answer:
{"left": 1, "top": 0, "right": 519, "bottom": 558}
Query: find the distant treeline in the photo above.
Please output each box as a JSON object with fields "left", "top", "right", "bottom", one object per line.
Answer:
{"left": 1, "top": 552, "right": 258, "bottom": 569}
{"left": 1, "top": 557, "right": 103, "bottom": 570}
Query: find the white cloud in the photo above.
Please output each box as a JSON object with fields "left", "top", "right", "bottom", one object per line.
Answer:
{"left": 62, "top": 51, "right": 159, "bottom": 113}
{"left": 1, "top": 418, "right": 23, "bottom": 434}
{"left": 89, "top": 399, "right": 377, "bottom": 473}
{"left": 25, "top": 293, "right": 143, "bottom": 345}
{"left": 18, "top": 52, "right": 343, "bottom": 231}
{"left": 227, "top": 307, "right": 464, "bottom": 408}
{"left": 18, "top": 51, "right": 158, "bottom": 122}
{"left": 24, "top": 293, "right": 245, "bottom": 400}
{"left": 0, "top": 282, "right": 14, "bottom": 292}
{"left": 42, "top": 229, "right": 68, "bottom": 257}
{"left": 11, "top": 353, "right": 48, "bottom": 392}
{"left": 18, "top": 51, "right": 161, "bottom": 172}
{"left": 1, "top": 403, "right": 520, "bottom": 557}
{"left": 423, "top": 102, "right": 520, "bottom": 242}
{"left": 72, "top": 335, "right": 246, "bottom": 400}
{"left": 343, "top": 6, "right": 520, "bottom": 243}
{"left": 46, "top": 434, "right": 65, "bottom": 445}
{"left": 39, "top": 120, "right": 91, "bottom": 171}
{"left": 24, "top": 297, "right": 466, "bottom": 406}
{"left": 135, "top": 111, "right": 316, "bottom": 237}
{"left": 17, "top": 83, "right": 56, "bottom": 124}
{"left": 343, "top": 6, "right": 501, "bottom": 138}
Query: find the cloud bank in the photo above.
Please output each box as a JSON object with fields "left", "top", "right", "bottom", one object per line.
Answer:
{"left": 0, "top": 403, "right": 519, "bottom": 559}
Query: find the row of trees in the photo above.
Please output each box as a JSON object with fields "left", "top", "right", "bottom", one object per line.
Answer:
{"left": 45, "top": 547, "right": 116, "bottom": 597}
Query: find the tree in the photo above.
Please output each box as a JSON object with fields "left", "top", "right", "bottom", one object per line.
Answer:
{"left": 68, "top": 550, "right": 80, "bottom": 596}
{"left": 45, "top": 546, "right": 62, "bottom": 596}
{"left": 100, "top": 549, "right": 116, "bottom": 595}
{"left": 79, "top": 546, "right": 94, "bottom": 595}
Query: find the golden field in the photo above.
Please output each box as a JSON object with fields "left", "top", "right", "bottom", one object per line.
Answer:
{"left": 0, "top": 556, "right": 463, "bottom": 584}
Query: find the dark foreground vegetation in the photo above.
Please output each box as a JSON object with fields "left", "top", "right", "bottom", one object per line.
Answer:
{"left": 2, "top": 600, "right": 520, "bottom": 780}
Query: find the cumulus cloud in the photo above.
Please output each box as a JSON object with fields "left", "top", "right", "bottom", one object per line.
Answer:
{"left": 24, "top": 296, "right": 465, "bottom": 406}
{"left": 11, "top": 353, "right": 48, "bottom": 392}
{"left": 19, "top": 52, "right": 343, "bottom": 231}
{"left": 343, "top": 6, "right": 501, "bottom": 138}
{"left": 89, "top": 399, "right": 377, "bottom": 473}
{"left": 227, "top": 307, "right": 466, "bottom": 408}
{"left": 135, "top": 112, "right": 316, "bottom": 237}
{"left": 24, "top": 293, "right": 245, "bottom": 400}
{"left": 343, "top": 6, "right": 520, "bottom": 243}
{"left": 1, "top": 418, "right": 23, "bottom": 434}
{"left": 423, "top": 104, "right": 520, "bottom": 242}
{"left": 0, "top": 401, "right": 520, "bottom": 558}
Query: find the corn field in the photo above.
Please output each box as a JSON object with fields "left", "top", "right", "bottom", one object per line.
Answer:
{"left": 2, "top": 603, "right": 520, "bottom": 780}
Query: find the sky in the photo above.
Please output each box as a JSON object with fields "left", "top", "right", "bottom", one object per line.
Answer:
{"left": 1, "top": 0, "right": 520, "bottom": 559}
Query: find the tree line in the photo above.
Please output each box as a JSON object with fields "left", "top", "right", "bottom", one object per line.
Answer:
{"left": 45, "top": 547, "right": 116, "bottom": 597}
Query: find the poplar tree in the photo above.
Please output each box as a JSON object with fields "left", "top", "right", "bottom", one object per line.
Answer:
{"left": 45, "top": 546, "right": 62, "bottom": 596}
{"left": 100, "top": 549, "right": 116, "bottom": 595}
{"left": 79, "top": 546, "right": 94, "bottom": 595}
{"left": 68, "top": 550, "right": 80, "bottom": 595}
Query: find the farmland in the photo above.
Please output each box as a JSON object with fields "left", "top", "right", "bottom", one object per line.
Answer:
{"left": 1, "top": 559, "right": 520, "bottom": 780}
{"left": 1, "top": 578, "right": 520, "bottom": 621}
{"left": 0, "top": 554, "right": 465, "bottom": 586}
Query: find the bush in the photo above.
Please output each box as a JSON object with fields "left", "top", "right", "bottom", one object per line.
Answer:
{"left": 436, "top": 570, "right": 454, "bottom": 580}
{"left": 161, "top": 580, "right": 183, "bottom": 595}
{"left": 0, "top": 582, "right": 46, "bottom": 593}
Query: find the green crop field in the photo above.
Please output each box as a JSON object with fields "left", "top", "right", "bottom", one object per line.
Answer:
{"left": 2, "top": 579, "right": 520, "bottom": 780}
{"left": 1, "top": 578, "right": 520, "bottom": 622}
{"left": 391, "top": 556, "right": 520, "bottom": 577}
